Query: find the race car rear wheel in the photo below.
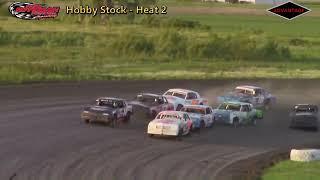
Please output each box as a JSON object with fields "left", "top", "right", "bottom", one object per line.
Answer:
{"left": 176, "top": 128, "right": 183, "bottom": 141}
{"left": 251, "top": 118, "right": 257, "bottom": 126}
{"left": 110, "top": 115, "right": 117, "bottom": 128}
{"left": 124, "top": 112, "right": 131, "bottom": 123}
{"left": 264, "top": 99, "right": 271, "bottom": 110}
{"left": 84, "top": 119, "right": 90, "bottom": 124}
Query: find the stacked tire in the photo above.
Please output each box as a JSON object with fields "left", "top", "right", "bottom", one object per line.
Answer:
{"left": 290, "top": 149, "right": 320, "bottom": 162}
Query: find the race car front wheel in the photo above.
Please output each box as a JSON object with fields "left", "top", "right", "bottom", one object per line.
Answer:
{"left": 176, "top": 104, "right": 183, "bottom": 111}
{"left": 233, "top": 118, "right": 239, "bottom": 128}
{"left": 251, "top": 119, "right": 257, "bottom": 126}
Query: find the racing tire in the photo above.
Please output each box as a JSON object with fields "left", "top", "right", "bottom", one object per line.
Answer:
{"left": 264, "top": 100, "right": 271, "bottom": 111}
{"left": 251, "top": 118, "right": 257, "bottom": 126}
{"left": 110, "top": 115, "right": 117, "bottom": 128}
{"left": 233, "top": 118, "right": 240, "bottom": 128}
{"left": 200, "top": 120, "right": 205, "bottom": 129}
{"left": 148, "top": 134, "right": 154, "bottom": 138}
{"left": 176, "top": 104, "right": 183, "bottom": 111}
{"left": 84, "top": 119, "right": 90, "bottom": 124}
{"left": 209, "top": 118, "right": 215, "bottom": 128}
{"left": 124, "top": 112, "right": 131, "bottom": 123}
{"left": 176, "top": 128, "right": 183, "bottom": 141}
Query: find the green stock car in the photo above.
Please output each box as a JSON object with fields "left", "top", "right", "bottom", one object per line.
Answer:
{"left": 213, "top": 101, "right": 263, "bottom": 127}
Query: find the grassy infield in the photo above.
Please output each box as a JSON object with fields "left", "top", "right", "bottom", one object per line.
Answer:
{"left": 0, "top": 0, "right": 319, "bottom": 83}
{"left": 262, "top": 160, "right": 320, "bottom": 180}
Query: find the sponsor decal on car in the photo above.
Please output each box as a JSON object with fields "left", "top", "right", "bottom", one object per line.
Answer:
{"left": 191, "top": 100, "right": 199, "bottom": 105}
{"left": 9, "top": 2, "right": 60, "bottom": 20}
{"left": 267, "top": 1, "right": 310, "bottom": 20}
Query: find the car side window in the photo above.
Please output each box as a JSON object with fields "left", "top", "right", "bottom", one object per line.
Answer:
{"left": 163, "top": 97, "right": 168, "bottom": 104}
{"left": 206, "top": 108, "right": 211, "bottom": 114}
{"left": 241, "top": 105, "right": 250, "bottom": 112}
{"left": 186, "top": 92, "right": 197, "bottom": 100}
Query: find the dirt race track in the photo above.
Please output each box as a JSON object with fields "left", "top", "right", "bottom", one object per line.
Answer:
{"left": 0, "top": 80, "right": 319, "bottom": 180}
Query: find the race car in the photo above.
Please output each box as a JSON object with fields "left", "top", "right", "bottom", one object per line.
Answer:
{"left": 130, "top": 93, "right": 174, "bottom": 118}
{"left": 217, "top": 85, "right": 276, "bottom": 110}
{"left": 213, "top": 101, "right": 263, "bottom": 127}
{"left": 147, "top": 111, "right": 193, "bottom": 137}
{"left": 163, "top": 88, "right": 208, "bottom": 111}
{"left": 180, "top": 105, "right": 214, "bottom": 130}
{"left": 81, "top": 97, "right": 133, "bottom": 127}
{"left": 289, "top": 104, "right": 319, "bottom": 131}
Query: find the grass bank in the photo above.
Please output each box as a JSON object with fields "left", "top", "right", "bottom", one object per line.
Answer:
{"left": 262, "top": 160, "right": 320, "bottom": 180}
{"left": 0, "top": 1, "right": 320, "bottom": 83}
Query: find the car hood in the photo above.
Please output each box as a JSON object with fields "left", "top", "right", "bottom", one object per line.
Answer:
{"left": 218, "top": 93, "right": 251, "bottom": 102}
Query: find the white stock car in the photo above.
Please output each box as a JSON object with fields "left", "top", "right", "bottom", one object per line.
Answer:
{"left": 217, "top": 85, "right": 276, "bottom": 110}
{"left": 180, "top": 105, "right": 214, "bottom": 129}
{"left": 147, "top": 111, "right": 193, "bottom": 137}
{"left": 163, "top": 89, "right": 208, "bottom": 111}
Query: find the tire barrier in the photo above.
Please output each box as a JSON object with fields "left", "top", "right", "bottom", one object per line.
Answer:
{"left": 290, "top": 149, "right": 320, "bottom": 162}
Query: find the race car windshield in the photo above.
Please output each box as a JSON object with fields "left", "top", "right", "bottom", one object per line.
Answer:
{"left": 234, "top": 89, "right": 254, "bottom": 95}
{"left": 137, "top": 95, "right": 158, "bottom": 104}
{"left": 164, "top": 91, "right": 174, "bottom": 96}
{"left": 172, "top": 92, "right": 186, "bottom": 99}
{"left": 182, "top": 108, "right": 205, "bottom": 115}
{"left": 96, "top": 99, "right": 122, "bottom": 108}
{"left": 219, "top": 103, "right": 241, "bottom": 111}
{"left": 157, "top": 114, "right": 181, "bottom": 120}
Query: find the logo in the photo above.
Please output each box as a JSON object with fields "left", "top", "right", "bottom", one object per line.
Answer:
{"left": 9, "top": 2, "right": 60, "bottom": 20}
{"left": 267, "top": 1, "right": 310, "bottom": 20}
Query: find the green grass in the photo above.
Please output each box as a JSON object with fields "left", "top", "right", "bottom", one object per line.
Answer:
{"left": 0, "top": 0, "right": 320, "bottom": 83}
{"left": 262, "top": 160, "right": 320, "bottom": 180}
{"left": 174, "top": 15, "right": 320, "bottom": 37}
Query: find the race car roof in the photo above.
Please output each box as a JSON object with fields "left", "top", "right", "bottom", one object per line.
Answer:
{"left": 158, "top": 110, "right": 186, "bottom": 116}
{"left": 166, "top": 88, "right": 198, "bottom": 94}
{"left": 183, "top": 105, "right": 211, "bottom": 109}
{"left": 235, "top": 85, "right": 262, "bottom": 91}
{"left": 223, "top": 101, "right": 251, "bottom": 106}
{"left": 97, "top": 97, "right": 125, "bottom": 101}
{"left": 138, "top": 93, "right": 161, "bottom": 97}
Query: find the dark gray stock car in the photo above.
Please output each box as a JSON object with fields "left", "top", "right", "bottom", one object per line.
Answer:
{"left": 289, "top": 104, "right": 319, "bottom": 131}
{"left": 130, "top": 93, "right": 174, "bottom": 118}
{"left": 81, "top": 97, "right": 133, "bottom": 127}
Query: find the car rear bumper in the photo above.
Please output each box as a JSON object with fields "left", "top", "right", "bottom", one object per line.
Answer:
{"left": 147, "top": 124, "right": 179, "bottom": 136}
{"left": 81, "top": 112, "right": 112, "bottom": 123}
